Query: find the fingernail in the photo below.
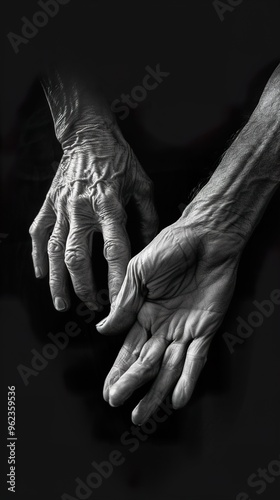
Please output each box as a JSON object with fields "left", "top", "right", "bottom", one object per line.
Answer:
{"left": 35, "top": 266, "right": 42, "bottom": 278}
{"left": 109, "top": 399, "right": 118, "bottom": 407}
{"left": 172, "top": 399, "right": 182, "bottom": 410}
{"left": 109, "top": 394, "right": 122, "bottom": 407}
{"left": 54, "top": 297, "right": 67, "bottom": 311}
{"left": 96, "top": 317, "right": 108, "bottom": 328}
{"left": 109, "top": 387, "right": 119, "bottom": 407}
{"left": 132, "top": 415, "right": 144, "bottom": 426}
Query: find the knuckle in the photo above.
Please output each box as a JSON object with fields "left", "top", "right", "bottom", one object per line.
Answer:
{"left": 64, "top": 247, "right": 87, "bottom": 270}
{"left": 128, "top": 255, "right": 138, "bottom": 270}
{"left": 29, "top": 221, "right": 41, "bottom": 237}
{"left": 127, "top": 255, "right": 141, "bottom": 276}
{"left": 103, "top": 242, "right": 117, "bottom": 261}
{"left": 104, "top": 240, "right": 129, "bottom": 261}
{"left": 47, "top": 238, "right": 65, "bottom": 257}
{"left": 94, "top": 189, "right": 112, "bottom": 209}
{"left": 70, "top": 196, "right": 86, "bottom": 212}
{"left": 95, "top": 190, "right": 124, "bottom": 219}
{"left": 29, "top": 223, "right": 35, "bottom": 237}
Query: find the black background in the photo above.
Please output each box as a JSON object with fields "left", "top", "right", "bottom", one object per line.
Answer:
{"left": 1, "top": 1, "right": 280, "bottom": 499}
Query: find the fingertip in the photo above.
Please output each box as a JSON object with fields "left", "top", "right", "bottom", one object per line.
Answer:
{"left": 96, "top": 317, "right": 110, "bottom": 334}
{"left": 103, "top": 383, "right": 110, "bottom": 403}
{"left": 33, "top": 260, "right": 48, "bottom": 279}
{"left": 109, "top": 387, "right": 122, "bottom": 407}
{"left": 171, "top": 399, "right": 185, "bottom": 410}
{"left": 132, "top": 416, "right": 143, "bottom": 426}
{"left": 103, "top": 370, "right": 120, "bottom": 402}
{"left": 172, "top": 384, "right": 191, "bottom": 410}
{"left": 96, "top": 326, "right": 111, "bottom": 335}
{"left": 35, "top": 266, "right": 43, "bottom": 279}
{"left": 109, "top": 400, "right": 118, "bottom": 408}
{"left": 172, "top": 403, "right": 184, "bottom": 411}
{"left": 95, "top": 315, "right": 127, "bottom": 336}
{"left": 131, "top": 397, "right": 154, "bottom": 426}
{"left": 131, "top": 406, "right": 143, "bottom": 426}
{"left": 54, "top": 297, "right": 69, "bottom": 312}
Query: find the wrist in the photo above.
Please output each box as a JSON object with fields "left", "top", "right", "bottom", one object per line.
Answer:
{"left": 178, "top": 64, "right": 280, "bottom": 257}
{"left": 181, "top": 116, "right": 280, "bottom": 243}
{"left": 179, "top": 198, "right": 248, "bottom": 256}
{"left": 42, "top": 70, "right": 121, "bottom": 151}
{"left": 183, "top": 173, "right": 278, "bottom": 244}
{"left": 58, "top": 110, "right": 118, "bottom": 155}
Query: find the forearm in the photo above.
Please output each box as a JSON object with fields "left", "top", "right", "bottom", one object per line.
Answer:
{"left": 183, "top": 63, "right": 280, "bottom": 241}
{"left": 41, "top": 66, "right": 123, "bottom": 153}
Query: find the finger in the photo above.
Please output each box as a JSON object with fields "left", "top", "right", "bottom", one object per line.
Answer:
{"left": 29, "top": 198, "right": 56, "bottom": 278}
{"left": 108, "top": 334, "right": 169, "bottom": 407}
{"left": 132, "top": 161, "right": 159, "bottom": 245}
{"left": 96, "top": 255, "right": 144, "bottom": 335}
{"left": 65, "top": 216, "right": 100, "bottom": 311}
{"left": 102, "top": 215, "right": 131, "bottom": 304}
{"left": 171, "top": 309, "right": 220, "bottom": 408}
{"left": 103, "top": 321, "right": 147, "bottom": 402}
{"left": 172, "top": 337, "right": 210, "bottom": 409}
{"left": 131, "top": 341, "right": 186, "bottom": 425}
{"left": 47, "top": 212, "right": 70, "bottom": 311}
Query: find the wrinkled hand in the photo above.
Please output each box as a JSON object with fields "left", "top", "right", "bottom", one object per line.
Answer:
{"left": 29, "top": 118, "right": 158, "bottom": 312}
{"left": 97, "top": 217, "right": 244, "bottom": 424}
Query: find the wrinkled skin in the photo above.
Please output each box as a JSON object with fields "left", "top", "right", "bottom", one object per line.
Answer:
{"left": 29, "top": 118, "right": 158, "bottom": 312}
{"left": 97, "top": 218, "right": 244, "bottom": 424}
{"left": 98, "top": 63, "right": 280, "bottom": 423}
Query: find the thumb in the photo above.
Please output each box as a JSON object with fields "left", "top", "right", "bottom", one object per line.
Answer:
{"left": 96, "top": 256, "right": 145, "bottom": 335}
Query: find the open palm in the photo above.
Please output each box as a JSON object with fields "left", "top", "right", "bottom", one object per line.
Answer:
{"left": 97, "top": 218, "right": 243, "bottom": 424}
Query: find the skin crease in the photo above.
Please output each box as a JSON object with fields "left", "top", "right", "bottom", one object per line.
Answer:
{"left": 97, "top": 63, "right": 280, "bottom": 425}
{"left": 29, "top": 70, "right": 158, "bottom": 312}
{"left": 99, "top": 222, "right": 244, "bottom": 425}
